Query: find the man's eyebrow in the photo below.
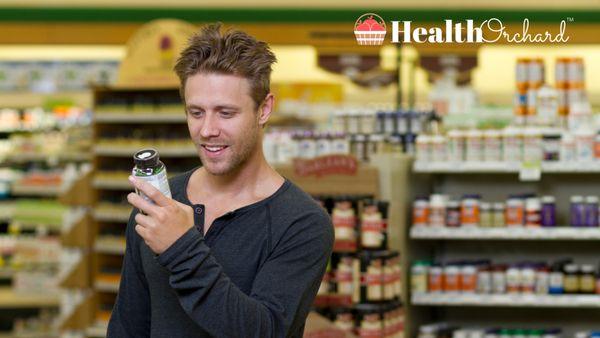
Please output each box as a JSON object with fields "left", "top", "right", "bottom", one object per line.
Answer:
{"left": 185, "top": 104, "right": 240, "bottom": 110}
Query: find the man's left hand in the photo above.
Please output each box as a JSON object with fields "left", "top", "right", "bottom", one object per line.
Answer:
{"left": 127, "top": 176, "right": 195, "bottom": 254}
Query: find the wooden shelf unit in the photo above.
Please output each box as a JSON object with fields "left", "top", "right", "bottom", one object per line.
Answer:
{"left": 90, "top": 86, "right": 197, "bottom": 334}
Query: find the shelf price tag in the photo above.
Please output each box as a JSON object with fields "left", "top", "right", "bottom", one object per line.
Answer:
{"left": 519, "top": 161, "right": 541, "bottom": 181}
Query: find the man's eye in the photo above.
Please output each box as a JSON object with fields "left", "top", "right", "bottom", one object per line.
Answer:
{"left": 189, "top": 111, "right": 204, "bottom": 117}
{"left": 220, "top": 111, "right": 234, "bottom": 118}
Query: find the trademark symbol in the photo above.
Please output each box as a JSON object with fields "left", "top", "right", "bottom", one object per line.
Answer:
{"left": 567, "top": 17, "right": 574, "bottom": 22}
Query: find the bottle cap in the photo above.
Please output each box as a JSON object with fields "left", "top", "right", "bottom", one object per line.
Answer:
{"left": 541, "top": 196, "right": 556, "bottom": 204}
{"left": 134, "top": 148, "right": 159, "bottom": 169}
{"left": 571, "top": 195, "right": 584, "bottom": 203}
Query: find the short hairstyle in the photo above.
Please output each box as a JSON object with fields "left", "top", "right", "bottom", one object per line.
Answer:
{"left": 174, "top": 23, "right": 277, "bottom": 110}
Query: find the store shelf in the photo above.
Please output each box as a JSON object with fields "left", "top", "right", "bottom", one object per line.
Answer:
{"left": 92, "top": 176, "right": 130, "bottom": 190}
{"left": 95, "top": 236, "right": 125, "bottom": 255}
{"left": 0, "top": 202, "right": 15, "bottom": 222}
{"left": 413, "top": 162, "right": 600, "bottom": 174}
{"left": 86, "top": 325, "right": 107, "bottom": 338}
{"left": 0, "top": 288, "right": 59, "bottom": 308}
{"left": 93, "top": 204, "right": 131, "bottom": 223}
{"left": 0, "top": 333, "right": 58, "bottom": 338}
{"left": 10, "top": 221, "right": 62, "bottom": 233}
{"left": 274, "top": 164, "right": 379, "bottom": 197}
{"left": 0, "top": 269, "right": 14, "bottom": 279}
{"left": 3, "top": 152, "right": 91, "bottom": 164}
{"left": 94, "top": 144, "right": 196, "bottom": 157}
{"left": 410, "top": 226, "right": 600, "bottom": 240}
{"left": 10, "top": 185, "right": 61, "bottom": 197}
{"left": 412, "top": 293, "right": 600, "bottom": 308}
{"left": 0, "top": 91, "right": 92, "bottom": 109}
{"left": 95, "top": 276, "right": 120, "bottom": 293}
{"left": 94, "top": 112, "right": 186, "bottom": 123}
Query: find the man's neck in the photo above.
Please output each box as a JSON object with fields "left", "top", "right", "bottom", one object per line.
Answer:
{"left": 190, "top": 152, "right": 282, "bottom": 204}
{"left": 202, "top": 159, "right": 269, "bottom": 196}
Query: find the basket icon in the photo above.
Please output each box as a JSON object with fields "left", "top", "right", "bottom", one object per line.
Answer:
{"left": 354, "top": 13, "right": 386, "bottom": 46}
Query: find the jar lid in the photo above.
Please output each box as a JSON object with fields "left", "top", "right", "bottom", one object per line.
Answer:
{"left": 447, "top": 200, "right": 460, "bottom": 208}
{"left": 484, "top": 129, "right": 502, "bottom": 137}
{"left": 461, "top": 265, "right": 477, "bottom": 272}
{"left": 467, "top": 129, "right": 483, "bottom": 137}
{"left": 493, "top": 202, "right": 505, "bottom": 209}
{"left": 564, "top": 264, "right": 579, "bottom": 273}
{"left": 571, "top": 195, "right": 584, "bottom": 203}
{"left": 448, "top": 129, "right": 465, "bottom": 137}
{"left": 585, "top": 195, "right": 599, "bottom": 203}
{"left": 133, "top": 148, "right": 159, "bottom": 169}
{"left": 541, "top": 196, "right": 556, "bottom": 203}
{"left": 416, "top": 134, "right": 431, "bottom": 143}
{"left": 369, "top": 134, "right": 385, "bottom": 142}
{"left": 444, "top": 265, "right": 460, "bottom": 272}
{"left": 430, "top": 194, "right": 447, "bottom": 205}
{"left": 525, "top": 198, "right": 541, "bottom": 210}
{"left": 581, "top": 264, "right": 595, "bottom": 273}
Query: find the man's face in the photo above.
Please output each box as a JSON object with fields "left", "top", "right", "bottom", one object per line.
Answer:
{"left": 184, "top": 72, "right": 262, "bottom": 176}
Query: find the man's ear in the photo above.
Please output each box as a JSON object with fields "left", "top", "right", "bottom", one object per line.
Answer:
{"left": 258, "top": 93, "right": 274, "bottom": 127}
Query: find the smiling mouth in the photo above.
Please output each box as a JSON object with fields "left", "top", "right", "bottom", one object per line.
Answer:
{"left": 202, "top": 145, "right": 228, "bottom": 153}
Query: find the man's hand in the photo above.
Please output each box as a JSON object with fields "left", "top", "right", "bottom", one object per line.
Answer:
{"left": 127, "top": 176, "right": 194, "bottom": 254}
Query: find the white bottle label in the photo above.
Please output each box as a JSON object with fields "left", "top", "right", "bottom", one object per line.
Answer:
{"left": 136, "top": 169, "right": 172, "bottom": 202}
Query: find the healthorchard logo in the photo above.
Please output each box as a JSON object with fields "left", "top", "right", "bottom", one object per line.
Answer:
{"left": 354, "top": 13, "right": 386, "bottom": 46}
{"left": 354, "top": 13, "right": 570, "bottom": 45}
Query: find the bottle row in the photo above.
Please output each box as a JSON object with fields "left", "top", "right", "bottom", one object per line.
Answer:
{"left": 411, "top": 258, "right": 600, "bottom": 296}
{"left": 418, "top": 323, "right": 593, "bottom": 338}
{"left": 315, "top": 195, "right": 390, "bottom": 252}
{"left": 264, "top": 130, "right": 418, "bottom": 164}
{"left": 317, "top": 302, "right": 404, "bottom": 338}
{"left": 0, "top": 60, "right": 118, "bottom": 92}
{"left": 9, "top": 309, "right": 58, "bottom": 338}
{"left": 332, "top": 109, "right": 434, "bottom": 136}
{"left": 95, "top": 92, "right": 182, "bottom": 113}
{"left": 413, "top": 194, "right": 600, "bottom": 228}
{"left": 0, "top": 128, "right": 91, "bottom": 163}
{"left": 317, "top": 251, "right": 401, "bottom": 306}
{"left": 514, "top": 57, "right": 585, "bottom": 121}
{"left": 415, "top": 126, "right": 600, "bottom": 165}
{"left": 0, "top": 107, "right": 91, "bottom": 132}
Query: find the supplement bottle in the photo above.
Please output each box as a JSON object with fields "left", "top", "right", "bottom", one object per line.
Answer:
{"left": 132, "top": 148, "right": 172, "bottom": 203}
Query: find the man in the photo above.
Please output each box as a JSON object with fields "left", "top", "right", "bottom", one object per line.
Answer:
{"left": 107, "top": 24, "right": 334, "bottom": 338}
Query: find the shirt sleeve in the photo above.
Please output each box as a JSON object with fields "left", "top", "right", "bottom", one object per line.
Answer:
{"left": 156, "top": 211, "right": 334, "bottom": 338}
{"left": 107, "top": 210, "right": 152, "bottom": 338}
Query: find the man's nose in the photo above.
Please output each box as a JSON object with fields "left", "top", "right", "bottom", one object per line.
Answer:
{"left": 200, "top": 113, "right": 220, "bottom": 138}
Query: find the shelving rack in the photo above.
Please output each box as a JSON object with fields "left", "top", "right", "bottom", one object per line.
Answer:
{"left": 56, "top": 170, "right": 95, "bottom": 336}
{"left": 88, "top": 86, "right": 194, "bottom": 337}
{"left": 407, "top": 160, "right": 600, "bottom": 336}
{"left": 0, "top": 91, "right": 93, "bottom": 337}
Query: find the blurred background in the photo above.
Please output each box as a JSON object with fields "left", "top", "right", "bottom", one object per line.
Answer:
{"left": 0, "top": 1, "right": 599, "bottom": 338}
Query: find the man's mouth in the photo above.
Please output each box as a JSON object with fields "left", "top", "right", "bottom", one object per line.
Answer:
{"left": 201, "top": 145, "right": 228, "bottom": 153}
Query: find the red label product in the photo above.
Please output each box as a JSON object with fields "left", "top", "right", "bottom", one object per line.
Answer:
{"left": 332, "top": 199, "right": 358, "bottom": 252}
{"left": 361, "top": 200, "right": 389, "bottom": 250}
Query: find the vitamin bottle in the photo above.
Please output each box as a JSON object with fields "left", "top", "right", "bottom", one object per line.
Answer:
{"left": 132, "top": 148, "right": 172, "bottom": 203}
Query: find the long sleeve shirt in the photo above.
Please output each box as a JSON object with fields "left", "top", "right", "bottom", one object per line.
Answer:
{"left": 107, "top": 169, "right": 334, "bottom": 338}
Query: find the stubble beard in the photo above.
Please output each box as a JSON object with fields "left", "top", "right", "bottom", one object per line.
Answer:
{"left": 199, "top": 125, "right": 260, "bottom": 176}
